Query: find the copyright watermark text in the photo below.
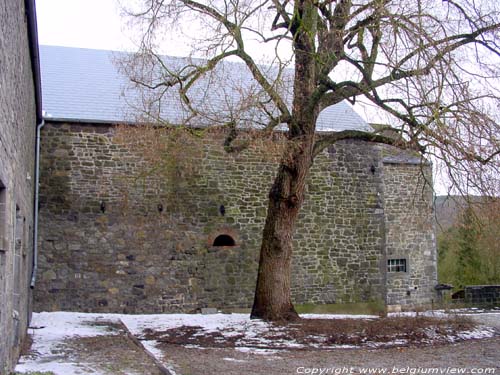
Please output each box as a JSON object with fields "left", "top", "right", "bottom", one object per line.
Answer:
{"left": 296, "top": 367, "right": 496, "bottom": 375}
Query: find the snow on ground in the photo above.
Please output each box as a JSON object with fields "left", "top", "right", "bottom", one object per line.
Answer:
{"left": 388, "top": 307, "right": 500, "bottom": 318}
{"left": 302, "top": 313, "right": 378, "bottom": 319}
{"left": 121, "top": 312, "right": 378, "bottom": 340}
{"left": 15, "top": 310, "right": 500, "bottom": 374}
{"left": 121, "top": 312, "right": 297, "bottom": 357}
{"left": 387, "top": 310, "right": 451, "bottom": 318}
{"left": 122, "top": 311, "right": 498, "bottom": 354}
{"left": 121, "top": 312, "right": 389, "bottom": 352}
{"left": 15, "top": 312, "right": 121, "bottom": 374}
{"left": 235, "top": 347, "right": 281, "bottom": 355}
{"left": 120, "top": 312, "right": 273, "bottom": 337}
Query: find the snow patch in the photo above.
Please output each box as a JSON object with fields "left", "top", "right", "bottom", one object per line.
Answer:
{"left": 236, "top": 347, "right": 281, "bottom": 355}
{"left": 223, "top": 357, "right": 248, "bottom": 362}
{"left": 302, "top": 313, "right": 378, "bottom": 319}
{"left": 15, "top": 312, "right": 120, "bottom": 374}
{"left": 16, "top": 360, "right": 103, "bottom": 375}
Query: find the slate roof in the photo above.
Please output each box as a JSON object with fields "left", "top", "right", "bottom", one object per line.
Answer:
{"left": 40, "top": 45, "right": 372, "bottom": 132}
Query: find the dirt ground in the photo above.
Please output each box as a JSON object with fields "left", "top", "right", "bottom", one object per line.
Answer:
{"left": 63, "top": 334, "right": 164, "bottom": 375}
{"left": 162, "top": 337, "right": 500, "bottom": 375}
{"left": 18, "top": 314, "right": 500, "bottom": 375}
{"left": 152, "top": 315, "right": 500, "bottom": 374}
{"left": 20, "top": 320, "right": 165, "bottom": 375}
{"left": 23, "top": 332, "right": 500, "bottom": 375}
{"left": 146, "top": 315, "right": 477, "bottom": 349}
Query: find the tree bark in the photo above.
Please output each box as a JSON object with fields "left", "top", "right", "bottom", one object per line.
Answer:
{"left": 251, "top": 0, "right": 319, "bottom": 321}
{"left": 250, "top": 136, "right": 314, "bottom": 321}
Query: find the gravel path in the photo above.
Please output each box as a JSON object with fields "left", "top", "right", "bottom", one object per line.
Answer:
{"left": 163, "top": 337, "right": 500, "bottom": 375}
{"left": 466, "top": 313, "right": 500, "bottom": 330}
{"left": 63, "top": 332, "right": 165, "bottom": 375}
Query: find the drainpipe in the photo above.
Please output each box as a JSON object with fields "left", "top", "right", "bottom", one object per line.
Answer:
{"left": 30, "top": 119, "right": 45, "bottom": 288}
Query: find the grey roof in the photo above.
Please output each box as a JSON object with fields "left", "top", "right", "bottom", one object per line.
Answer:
{"left": 40, "top": 45, "right": 372, "bottom": 132}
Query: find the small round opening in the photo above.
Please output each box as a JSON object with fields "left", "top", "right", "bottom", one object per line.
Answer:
{"left": 212, "top": 234, "right": 236, "bottom": 247}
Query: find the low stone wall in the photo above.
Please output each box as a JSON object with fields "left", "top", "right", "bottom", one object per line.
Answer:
{"left": 465, "top": 286, "right": 500, "bottom": 306}
{"left": 34, "top": 122, "right": 437, "bottom": 313}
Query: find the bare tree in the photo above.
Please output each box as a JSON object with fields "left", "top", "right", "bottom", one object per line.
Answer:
{"left": 120, "top": 0, "right": 500, "bottom": 321}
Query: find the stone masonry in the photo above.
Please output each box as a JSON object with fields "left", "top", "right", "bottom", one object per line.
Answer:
{"left": 383, "top": 161, "right": 437, "bottom": 305}
{"left": 0, "top": 1, "right": 37, "bottom": 372}
{"left": 34, "top": 123, "right": 437, "bottom": 313}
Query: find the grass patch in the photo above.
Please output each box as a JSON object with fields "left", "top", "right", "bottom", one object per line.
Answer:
{"left": 223, "top": 302, "right": 386, "bottom": 315}
{"left": 295, "top": 302, "right": 385, "bottom": 315}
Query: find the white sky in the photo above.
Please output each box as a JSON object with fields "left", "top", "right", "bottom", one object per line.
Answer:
{"left": 36, "top": 0, "right": 135, "bottom": 52}
{"left": 35, "top": 0, "right": 292, "bottom": 58}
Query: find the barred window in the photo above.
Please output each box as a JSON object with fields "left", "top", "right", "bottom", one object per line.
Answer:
{"left": 388, "top": 258, "right": 407, "bottom": 273}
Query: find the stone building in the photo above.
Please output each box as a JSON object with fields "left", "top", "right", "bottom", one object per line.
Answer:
{"left": 34, "top": 46, "right": 438, "bottom": 314}
{"left": 0, "top": 0, "right": 42, "bottom": 372}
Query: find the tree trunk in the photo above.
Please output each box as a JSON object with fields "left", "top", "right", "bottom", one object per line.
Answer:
{"left": 251, "top": 0, "right": 319, "bottom": 321}
{"left": 250, "top": 136, "right": 314, "bottom": 321}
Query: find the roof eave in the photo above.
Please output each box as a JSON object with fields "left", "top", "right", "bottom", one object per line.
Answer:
{"left": 44, "top": 116, "right": 133, "bottom": 125}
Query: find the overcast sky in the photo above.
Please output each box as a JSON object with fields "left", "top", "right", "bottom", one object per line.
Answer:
{"left": 35, "top": 0, "right": 292, "bottom": 58}
{"left": 36, "top": 0, "right": 145, "bottom": 52}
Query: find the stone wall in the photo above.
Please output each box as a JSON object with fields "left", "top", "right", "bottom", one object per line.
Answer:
{"left": 0, "top": 1, "right": 37, "bottom": 372}
{"left": 291, "top": 141, "right": 386, "bottom": 304}
{"left": 34, "top": 123, "right": 437, "bottom": 313}
{"left": 382, "top": 159, "right": 437, "bottom": 306}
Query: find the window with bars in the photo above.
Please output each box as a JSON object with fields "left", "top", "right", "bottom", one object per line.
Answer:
{"left": 387, "top": 258, "right": 407, "bottom": 273}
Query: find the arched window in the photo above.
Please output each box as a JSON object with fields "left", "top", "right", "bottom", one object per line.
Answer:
{"left": 212, "top": 234, "right": 236, "bottom": 247}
